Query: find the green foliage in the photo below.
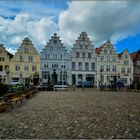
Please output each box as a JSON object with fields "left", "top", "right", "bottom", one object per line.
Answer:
{"left": 130, "top": 84, "right": 134, "bottom": 89}
{"left": 8, "top": 84, "right": 25, "bottom": 93}
{"left": 130, "top": 81, "right": 140, "bottom": 90}
{"left": 0, "top": 83, "right": 8, "bottom": 96}
{"left": 136, "top": 82, "right": 140, "bottom": 90}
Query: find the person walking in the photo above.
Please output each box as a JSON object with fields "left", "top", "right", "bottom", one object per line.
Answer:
{"left": 73, "top": 84, "right": 75, "bottom": 91}
{"left": 82, "top": 82, "right": 84, "bottom": 91}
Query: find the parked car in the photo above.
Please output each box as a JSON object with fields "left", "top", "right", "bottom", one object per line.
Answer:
{"left": 53, "top": 81, "right": 68, "bottom": 91}
{"left": 77, "top": 81, "right": 83, "bottom": 87}
{"left": 77, "top": 81, "right": 94, "bottom": 88}
{"left": 117, "top": 81, "right": 124, "bottom": 90}
{"left": 107, "top": 81, "right": 124, "bottom": 91}
{"left": 10, "top": 80, "right": 19, "bottom": 85}
{"left": 36, "top": 82, "right": 48, "bottom": 91}
{"left": 36, "top": 82, "right": 54, "bottom": 91}
{"left": 47, "top": 83, "right": 54, "bottom": 91}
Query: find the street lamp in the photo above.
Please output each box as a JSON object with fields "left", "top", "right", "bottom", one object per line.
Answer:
{"left": 33, "top": 72, "right": 39, "bottom": 86}
{"left": 100, "top": 69, "right": 103, "bottom": 83}
{"left": 129, "top": 55, "right": 131, "bottom": 86}
{"left": 97, "top": 57, "right": 99, "bottom": 90}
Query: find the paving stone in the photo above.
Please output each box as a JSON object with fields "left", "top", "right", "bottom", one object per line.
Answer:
{"left": 0, "top": 90, "right": 140, "bottom": 139}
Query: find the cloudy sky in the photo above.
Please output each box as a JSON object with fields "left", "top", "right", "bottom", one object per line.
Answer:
{"left": 0, "top": 0, "right": 140, "bottom": 54}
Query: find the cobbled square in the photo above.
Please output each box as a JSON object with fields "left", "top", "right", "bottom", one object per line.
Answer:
{"left": 0, "top": 89, "right": 140, "bottom": 139}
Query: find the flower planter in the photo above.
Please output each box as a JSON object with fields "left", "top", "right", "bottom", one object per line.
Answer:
{"left": 25, "top": 93, "right": 32, "bottom": 99}
{"left": 0, "top": 101, "right": 6, "bottom": 113}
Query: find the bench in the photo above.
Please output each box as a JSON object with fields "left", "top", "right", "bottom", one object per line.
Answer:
{"left": 54, "top": 88, "right": 67, "bottom": 91}
{"left": 26, "top": 91, "right": 33, "bottom": 99}
{"left": 4, "top": 92, "right": 22, "bottom": 109}
{"left": 53, "top": 85, "right": 68, "bottom": 91}
{"left": 24, "top": 89, "right": 35, "bottom": 99}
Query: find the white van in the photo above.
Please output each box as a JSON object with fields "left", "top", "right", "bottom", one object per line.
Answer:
{"left": 10, "top": 80, "right": 19, "bottom": 85}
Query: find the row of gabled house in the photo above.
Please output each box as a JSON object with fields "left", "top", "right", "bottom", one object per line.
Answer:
{"left": 0, "top": 32, "right": 140, "bottom": 86}
{"left": 0, "top": 38, "right": 40, "bottom": 85}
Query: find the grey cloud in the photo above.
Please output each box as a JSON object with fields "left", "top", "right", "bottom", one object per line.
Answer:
{"left": 58, "top": 1, "right": 140, "bottom": 48}
{"left": 0, "top": 13, "right": 58, "bottom": 54}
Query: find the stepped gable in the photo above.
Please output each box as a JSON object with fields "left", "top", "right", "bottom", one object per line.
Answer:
{"left": 96, "top": 40, "right": 113, "bottom": 55}
{"left": 118, "top": 49, "right": 129, "bottom": 58}
{"left": 46, "top": 33, "right": 64, "bottom": 47}
{"left": 17, "top": 37, "right": 38, "bottom": 54}
{"left": 73, "top": 31, "right": 94, "bottom": 49}
{"left": 0, "top": 44, "right": 13, "bottom": 59}
{"left": 118, "top": 52, "right": 123, "bottom": 58}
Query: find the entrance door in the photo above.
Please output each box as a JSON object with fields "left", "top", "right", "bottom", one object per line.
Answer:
{"left": 78, "top": 74, "right": 82, "bottom": 82}
{"left": 86, "top": 74, "right": 94, "bottom": 84}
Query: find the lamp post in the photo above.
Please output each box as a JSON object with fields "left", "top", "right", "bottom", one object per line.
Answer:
{"left": 5, "top": 66, "right": 10, "bottom": 84}
{"left": 100, "top": 69, "right": 103, "bottom": 85}
{"left": 33, "top": 71, "right": 39, "bottom": 86}
{"left": 97, "top": 56, "right": 99, "bottom": 90}
{"left": 129, "top": 55, "right": 131, "bottom": 86}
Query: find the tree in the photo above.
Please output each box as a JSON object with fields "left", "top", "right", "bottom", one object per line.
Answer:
{"left": 0, "top": 83, "right": 8, "bottom": 97}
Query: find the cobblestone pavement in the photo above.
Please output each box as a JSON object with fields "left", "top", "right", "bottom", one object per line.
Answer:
{"left": 0, "top": 89, "right": 140, "bottom": 139}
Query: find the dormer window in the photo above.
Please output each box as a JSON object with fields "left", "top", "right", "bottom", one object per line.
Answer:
{"left": 0, "top": 57, "right": 4, "bottom": 61}
{"left": 24, "top": 47, "right": 29, "bottom": 53}
{"left": 104, "top": 49, "right": 107, "bottom": 54}
{"left": 24, "top": 65, "right": 28, "bottom": 71}
{"left": 19, "top": 55, "right": 24, "bottom": 62}
{"left": 28, "top": 56, "right": 33, "bottom": 62}
{"left": 80, "top": 45, "right": 83, "bottom": 49}
{"left": 76, "top": 52, "right": 80, "bottom": 58}
{"left": 54, "top": 40, "right": 57, "bottom": 44}
{"left": 101, "top": 56, "right": 104, "bottom": 61}
{"left": 107, "top": 55, "right": 110, "bottom": 61}
{"left": 85, "top": 45, "right": 88, "bottom": 49}
{"left": 124, "top": 60, "right": 129, "bottom": 65}
{"left": 82, "top": 52, "right": 85, "bottom": 58}
{"left": 88, "top": 53, "right": 91, "bottom": 58}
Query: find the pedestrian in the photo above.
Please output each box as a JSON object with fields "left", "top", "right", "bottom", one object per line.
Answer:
{"left": 82, "top": 83, "right": 84, "bottom": 91}
{"left": 73, "top": 84, "right": 75, "bottom": 91}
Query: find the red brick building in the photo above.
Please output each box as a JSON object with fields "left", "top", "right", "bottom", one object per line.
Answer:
{"left": 130, "top": 50, "right": 140, "bottom": 82}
